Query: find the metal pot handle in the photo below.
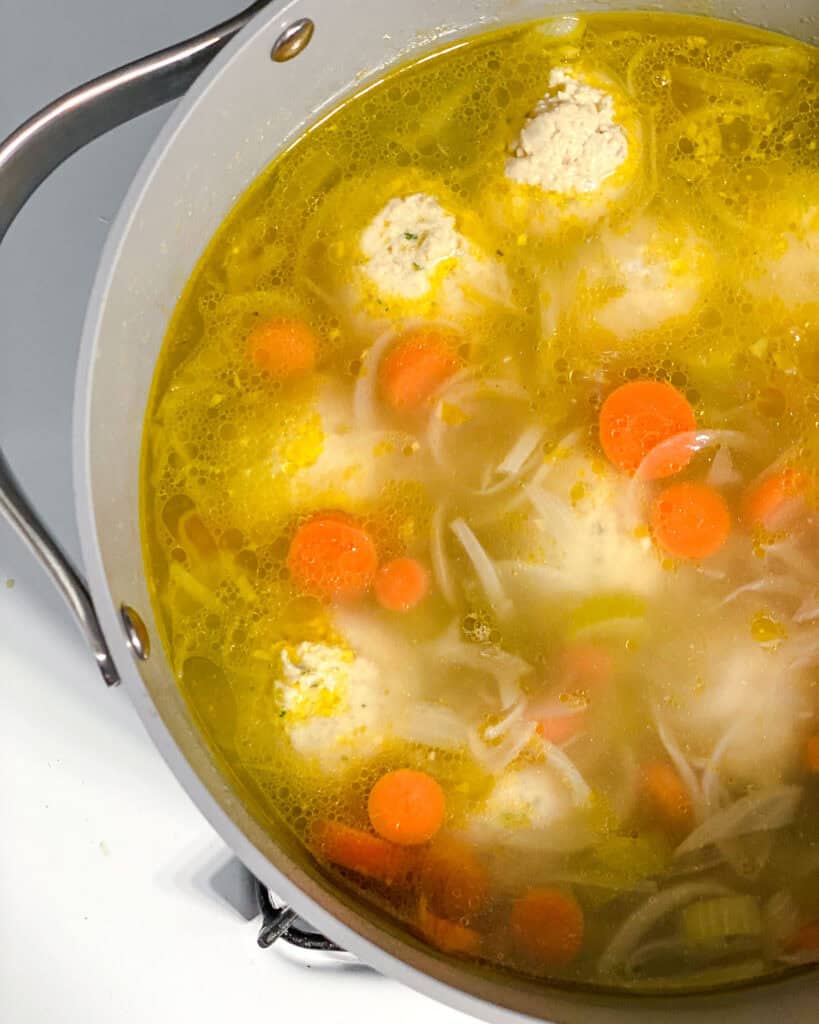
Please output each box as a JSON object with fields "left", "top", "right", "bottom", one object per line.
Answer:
{"left": 0, "top": 2, "right": 280, "bottom": 687}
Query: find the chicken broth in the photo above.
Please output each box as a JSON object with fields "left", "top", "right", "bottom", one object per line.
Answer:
{"left": 141, "top": 12, "right": 819, "bottom": 990}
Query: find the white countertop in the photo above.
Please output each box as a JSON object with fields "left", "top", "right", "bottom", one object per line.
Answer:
{"left": 0, "top": 3, "right": 469, "bottom": 1021}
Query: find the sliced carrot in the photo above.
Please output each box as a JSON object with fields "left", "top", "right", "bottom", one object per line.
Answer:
{"left": 742, "top": 468, "right": 809, "bottom": 533}
{"left": 560, "top": 643, "right": 614, "bottom": 690}
{"left": 247, "top": 317, "right": 318, "bottom": 379}
{"left": 537, "top": 711, "right": 587, "bottom": 746}
{"left": 287, "top": 513, "right": 378, "bottom": 601}
{"left": 310, "top": 820, "right": 414, "bottom": 885}
{"left": 379, "top": 329, "right": 461, "bottom": 413}
{"left": 786, "top": 921, "right": 819, "bottom": 954}
{"left": 599, "top": 380, "right": 697, "bottom": 478}
{"left": 374, "top": 557, "right": 430, "bottom": 612}
{"left": 508, "top": 888, "right": 584, "bottom": 967}
{"left": 536, "top": 645, "right": 612, "bottom": 744}
{"left": 804, "top": 734, "right": 819, "bottom": 774}
{"left": 417, "top": 900, "right": 481, "bottom": 956}
{"left": 640, "top": 760, "right": 694, "bottom": 836}
{"left": 368, "top": 769, "right": 446, "bottom": 847}
{"left": 419, "top": 836, "right": 489, "bottom": 922}
{"left": 650, "top": 482, "right": 731, "bottom": 560}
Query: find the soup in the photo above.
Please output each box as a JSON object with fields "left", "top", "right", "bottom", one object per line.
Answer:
{"left": 141, "top": 11, "right": 819, "bottom": 991}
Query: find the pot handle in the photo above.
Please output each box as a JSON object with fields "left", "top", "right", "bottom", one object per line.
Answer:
{"left": 0, "top": 2, "right": 276, "bottom": 687}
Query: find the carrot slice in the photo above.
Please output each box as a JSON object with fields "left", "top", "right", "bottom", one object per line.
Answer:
{"left": 379, "top": 329, "right": 461, "bottom": 413}
{"left": 742, "top": 468, "right": 809, "bottom": 533}
{"left": 650, "top": 482, "right": 731, "bottom": 560}
{"left": 640, "top": 760, "right": 694, "bottom": 836}
{"left": 509, "top": 888, "right": 584, "bottom": 967}
{"left": 599, "top": 380, "right": 696, "bottom": 478}
{"left": 247, "top": 317, "right": 318, "bottom": 378}
{"left": 419, "top": 837, "right": 489, "bottom": 922}
{"left": 804, "top": 734, "right": 819, "bottom": 774}
{"left": 374, "top": 557, "right": 430, "bottom": 612}
{"left": 287, "top": 513, "right": 378, "bottom": 601}
{"left": 310, "top": 820, "right": 414, "bottom": 885}
{"left": 417, "top": 900, "right": 481, "bottom": 956}
{"left": 537, "top": 711, "right": 587, "bottom": 746}
{"left": 786, "top": 921, "right": 819, "bottom": 954}
{"left": 368, "top": 769, "right": 446, "bottom": 847}
{"left": 560, "top": 643, "right": 613, "bottom": 690}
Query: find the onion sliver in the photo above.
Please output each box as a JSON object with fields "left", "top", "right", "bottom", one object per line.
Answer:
{"left": 598, "top": 881, "right": 731, "bottom": 974}
{"left": 541, "top": 739, "right": 593, "bottom": 806}
{"left": 430, "top": 503, "right": 456, "bottom": 605}
{"left": 634, "top": 429, "right": 753, "bottom": 482}
{"left": 496, "top": 424, "right": 546, "bottom": 477}
{"left": 450, "top": 518, "right": 514, "bottom": 620}
{"left": 392, "top": 702, "right": 466, "bottom": 750}
{"left": 674, "top": 785, "right": 802, "bottom": 858}
{"left": 654, "top": 710, "right": 705, "bottom": 821}
{"left": 352, "top": 325, "right": 398, "bottom": 427}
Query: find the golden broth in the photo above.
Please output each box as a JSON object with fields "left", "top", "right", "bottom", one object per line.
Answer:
{"left": 142, "top": 12, "right": 819, "bottom": 990}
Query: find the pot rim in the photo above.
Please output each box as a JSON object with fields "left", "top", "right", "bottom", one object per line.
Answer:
{"left": 72, "top": 2, "right": 819, "bottom": 1021}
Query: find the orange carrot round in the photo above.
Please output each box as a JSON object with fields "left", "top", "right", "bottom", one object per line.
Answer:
{"left": 804, "top": 734, "right": 819, "bottom": 774}
{"left": 310, "top": 820, "right": 414, "bottom": 885}
{"left": 786, "top": 921, "right": 819, "bottom": 954}
{"left": 368, "top": 769, "right": 446, "bottom": 847}
{"left": 247, "top": 317, "right": 318, "bottom": 379}
{"left": 599, "top": 380, "right": 696, "bottom": 478}
{"left": 374, "top": 557, "right": 430, "bottom": 612}
{"left": 742, "top": 468, "right": 809, "bottom": 533}
{"left": 640, "top": 760, "right": 694, "bottom": 836}
{"left": 537, "top": 711, "right": 587, "bottom": 746}
{"left": 417, "top": 901, "right": 481, "bottom": 956}
{"left": 650, "top": 482, "right": 731, "bottom": 560}
{"left": 379, "top": 329, "right": 460, "bottom": 413}
{"left": 509, "top": 888, "right": 585, "bottom": 967}
{"left": 287, "top": 513, "right": 378, "bottom": 601}
{"left": 419, "top": 837, "right": 489, "bottom": 922}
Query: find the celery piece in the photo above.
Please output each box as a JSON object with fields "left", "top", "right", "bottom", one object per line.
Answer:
{"left": 682, "top": 894, "right": 763, "bottom": 952}
{"left": 568, "top": 592, "right": 647, "bottom": 637}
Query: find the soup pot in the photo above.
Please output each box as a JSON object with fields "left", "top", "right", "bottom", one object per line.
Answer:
{"left": 2, "top": 1, "right": 817, "bottom": 1020}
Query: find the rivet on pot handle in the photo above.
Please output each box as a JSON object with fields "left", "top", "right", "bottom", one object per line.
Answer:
{"left": 0, "top": 2, "right": 277, "bottom": 687}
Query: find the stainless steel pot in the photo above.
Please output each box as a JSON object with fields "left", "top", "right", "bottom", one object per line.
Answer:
{"left": 2, "top": 2, "right": 817, "bottom": 1020}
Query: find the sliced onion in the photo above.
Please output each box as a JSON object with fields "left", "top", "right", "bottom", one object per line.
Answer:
{"left": 674, "top": 785, "right": 802, "bottom": 858}
{"left": 450, "top": 518, "right": 514, "bottom": 620}
{"left": 720, "top": 574, "right": 805, "bottom": 607}
{"left": 598, "top": 881, "right": 731, "bottom": 975}
{"left": 431, "top": 626, "right": 531, "bottom": 707}
{"left": 392, "top": 702, "right": 466, "bottom": 750}
{"left": 483, "top": 699, "right": 527, "bottom": 741}
{"left": 467, "top": 719, "right": 536, "bottom": 774}
{"left": 430, "top": 503, "right": 456, "bottom": 605}
{"left": 706, "top": 444, "right": 742, "bottom": 487}
{"left": 654, "top": 710, "right": 705, "bottom": 821}
{"left": 700, "top": 722, "right": 743, "bottom": 810}
{"left": 352, "top": 326, "right": 398, "bottom": 428}
{"left": 541, "top": 738, "right": 593, "bottom": 806}
{"left": 427, "top": 378, "right": 531, "bottom": 488}
{"left": 634, "top": 430, "right": 754, "bottom": 482}
{"left": 625, "top": 936, "right": 689, "bottom": 975}
{"left": 497, "top": 424, "right": 546, "bottom": 477}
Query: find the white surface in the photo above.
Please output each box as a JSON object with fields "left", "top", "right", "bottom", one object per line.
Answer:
{"left": 0, "top": 3, "right": 470, "bottom": 1022}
